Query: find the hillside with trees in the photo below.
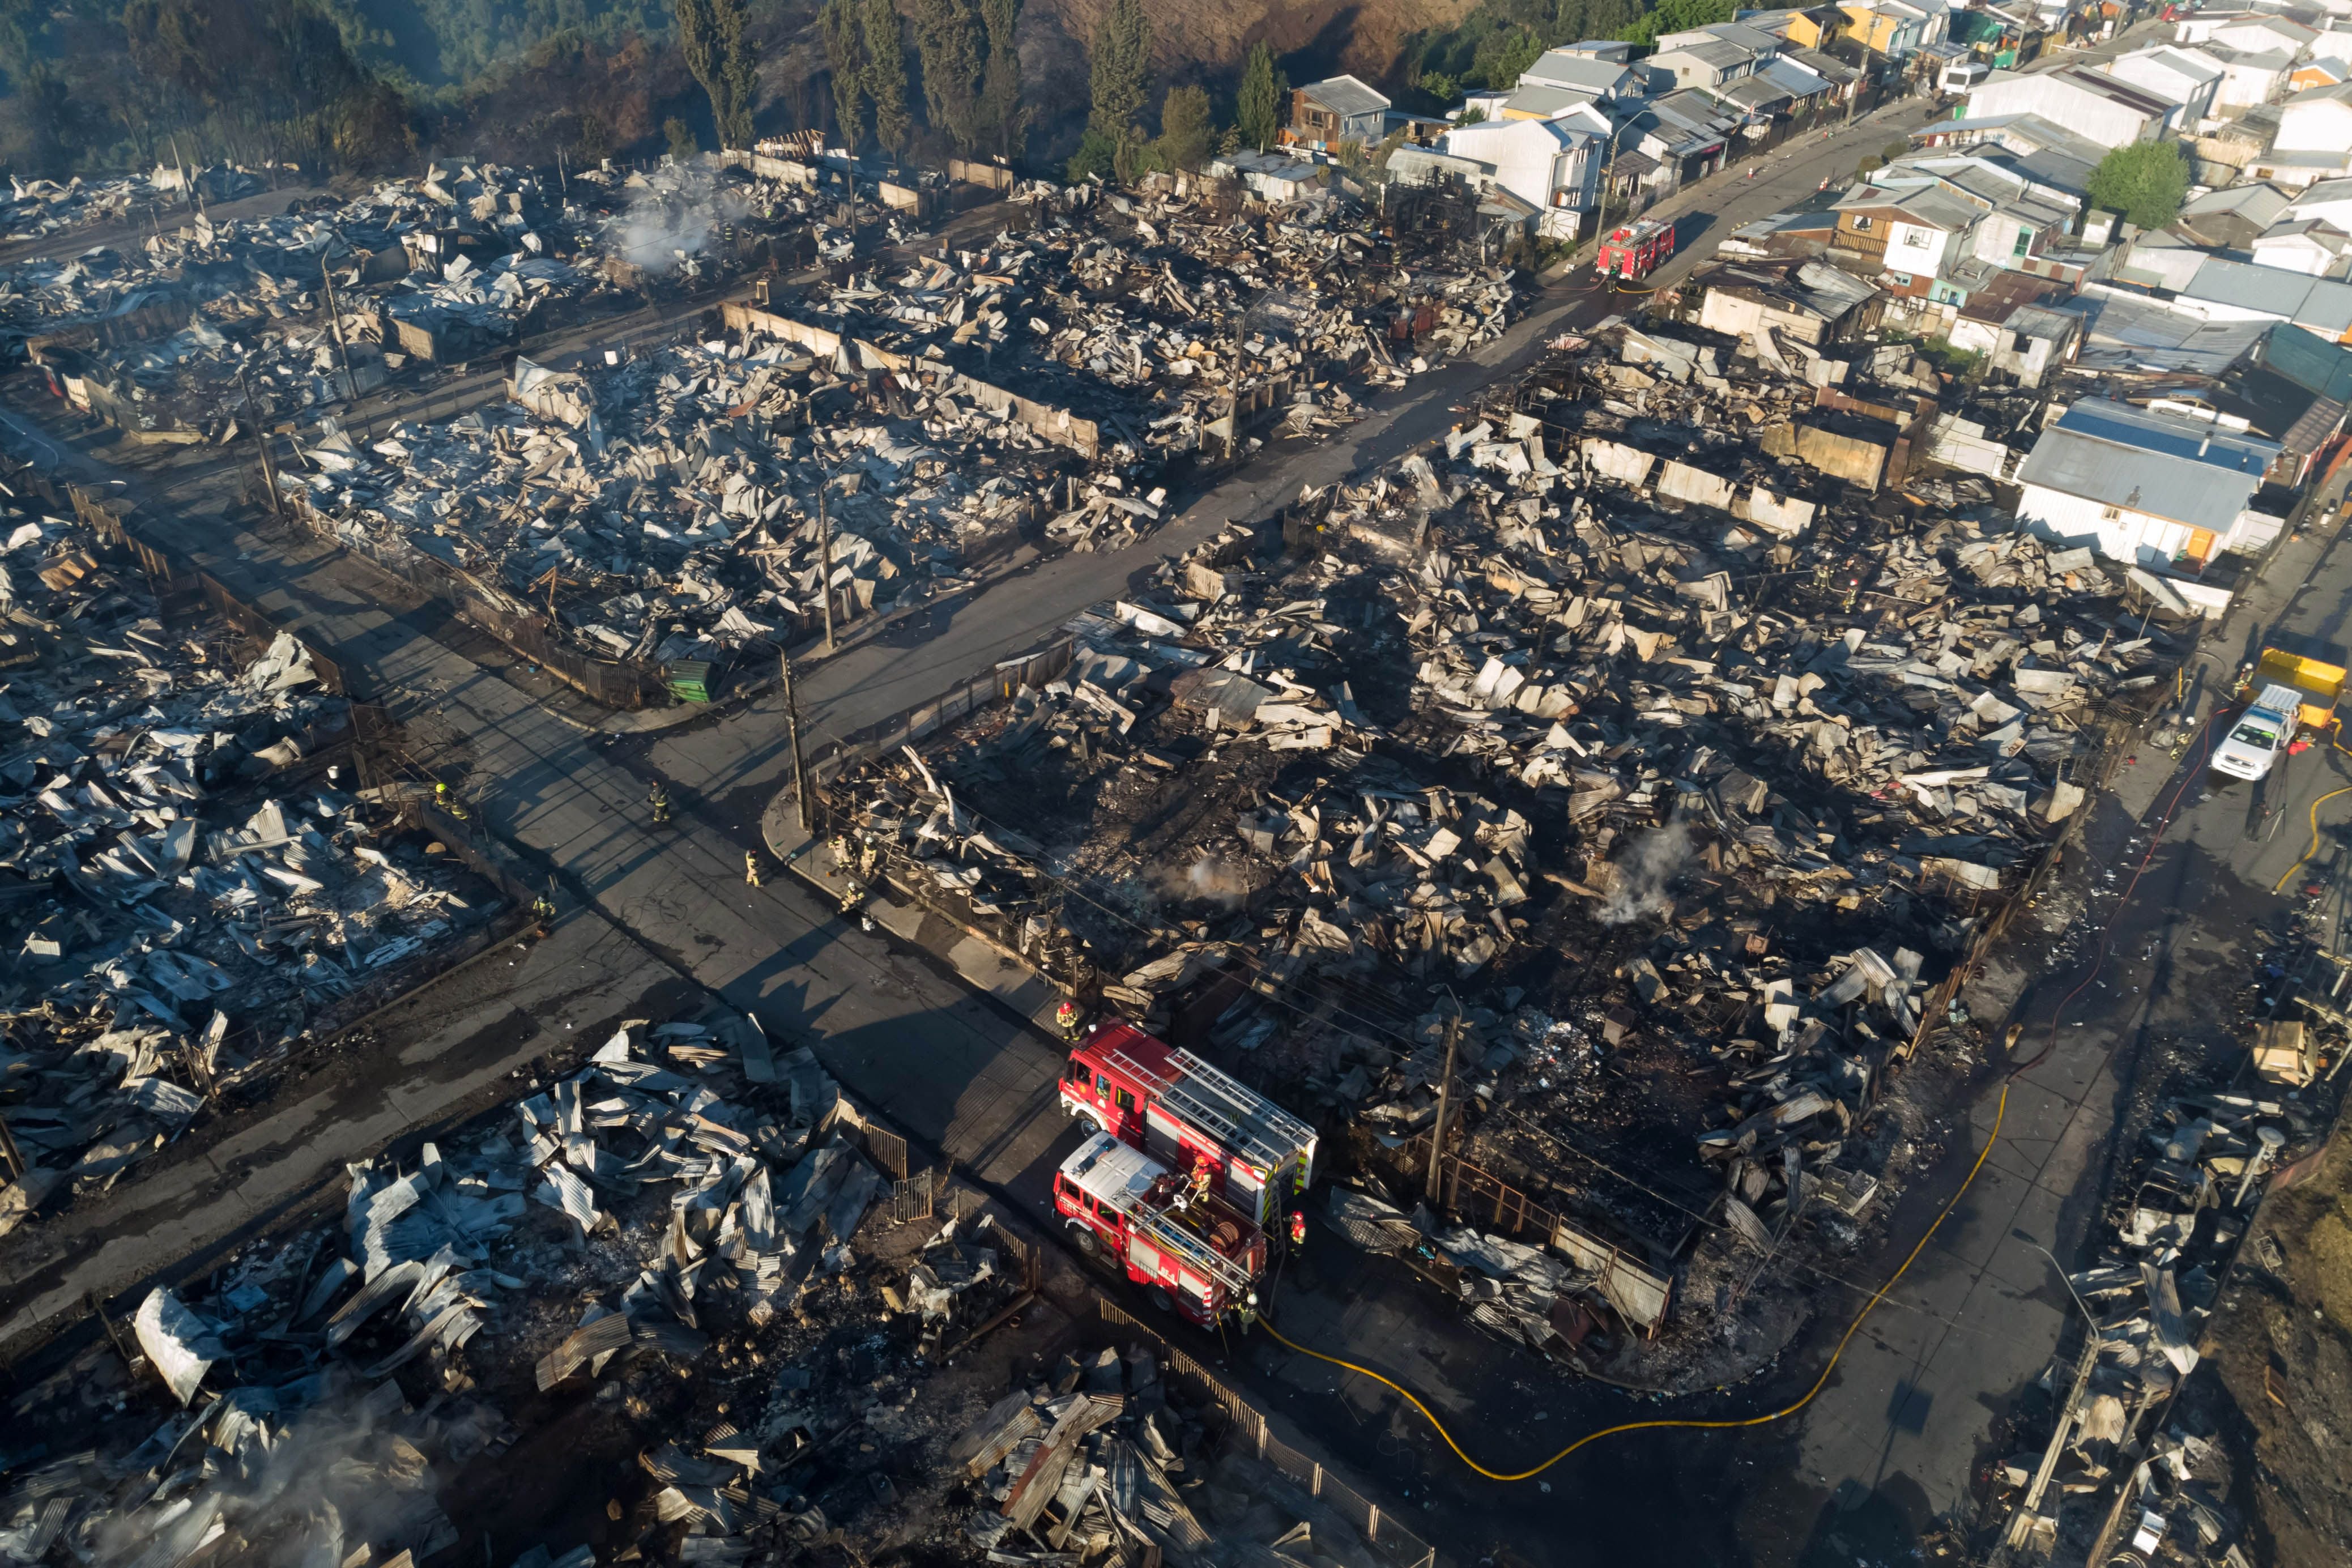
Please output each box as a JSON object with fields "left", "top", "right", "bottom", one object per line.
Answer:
{"left": 0, "top": 0, "right": 1730, "bottom": 184}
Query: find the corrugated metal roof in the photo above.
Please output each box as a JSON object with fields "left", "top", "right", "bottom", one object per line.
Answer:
{"left": 2016, "top": 399, "right": 2279, "bottom": 530}
{"left": 1523, "top": 51, "right": 1634, "bottom": 93}
{"left": 2184, "top": 256, "right": 2352, "bottom": 335}
{"left": 1760, "top": 56, "right": 1834, "bottom": 97}
{"left": 1299, "top": 75, "right": 1390, "bottom": 118}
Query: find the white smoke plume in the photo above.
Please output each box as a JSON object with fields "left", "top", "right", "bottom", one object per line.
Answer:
{"left": 1597, "top": 819, "right": 1696, "bottom": 926}
{"left": 609, "top": 161, "right": 749, "bottom": 274}
{"left": 1154, "top": 855, "right": 1252, "bottom": 910}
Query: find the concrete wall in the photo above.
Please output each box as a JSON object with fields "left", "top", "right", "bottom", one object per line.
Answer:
{"left": 1658, "top": 459, "right": 1738, "bottom": 510}
{"left": 948, "top": 159, "right": 1017, "bottom": 190}
{"left": 1738, "top": 486, "right": 1818, "bottom": 536}
{"left": 1582, "top": 438, "right": 1658, "bottom": 484}
{"left": 1765, "top": 419, "right": 1891, "bottom": 488}
{"left": 722, "top": 300, "right": 845, "bottom": 359}
{"left": 1697, "top": 289, "right": 1832, "bottom": 347}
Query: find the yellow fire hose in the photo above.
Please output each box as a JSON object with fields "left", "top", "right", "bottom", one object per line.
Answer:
{"left": 1260, "top": 1082, "right": 2006, "bottom": 1482}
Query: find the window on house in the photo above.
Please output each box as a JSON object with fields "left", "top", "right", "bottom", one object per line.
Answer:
{"left": 2012, "top": 228, "right": 2031, "bottom": 256}
{"left": 2100, "top": 505, "right": 2123, "bottom": 522}
{"left": 1851, "top": 214, "right": 1874, "bottom": 231}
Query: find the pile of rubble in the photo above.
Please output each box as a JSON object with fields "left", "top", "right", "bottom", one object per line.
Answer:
{"left": 289, "top": 328, "right": 1059, "bottom": 667}
{"left": 817, "top": 321, "right": 2181, "bottom": 1378}
{"left": 783, "top": 176, "right": 1523, "bottom": 466}
{"left": 0, "top": 505, "right": 501, "bottom": 1226}
{"left": 2, "top": 161, "right": 620, "bottom": 437}
{"left": 1985, "top": 1060, "right": 2321, "bottom": 1564}
{"left": 951, "top": 1348, "right": 1413, "bottom": 1567}
{"left": 1, "top": 166, "right": 263, "bottom": 246}
{"left": 0, "top": 157, "right": 817, "bottom": 443}
{"left": 0, "top": 1000, "right": 1264, "bottom": 1568}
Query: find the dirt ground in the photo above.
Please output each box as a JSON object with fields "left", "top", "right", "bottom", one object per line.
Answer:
{"left": 2192, "top": 1124, "right": 2352, "bottom": 1568}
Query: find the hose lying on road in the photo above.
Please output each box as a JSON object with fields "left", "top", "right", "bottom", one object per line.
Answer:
{"left": 1259, "top": 1081, "right": 2007, "bottom": 1482}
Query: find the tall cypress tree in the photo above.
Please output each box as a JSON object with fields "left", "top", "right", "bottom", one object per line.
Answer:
{"left": 912, "top": 0, "right": 982, "bottom": 149}
{"left": 674, "top": 0, "right": 757, "bottom": 150}
{"left": 1235, "top": 40, "right": 1283, "bottom": 152}
{"left": 1085, "top": 0, "right": 1149, "bottom": 144}
{"left": 862, "top": 0, "right": 911, "bottom": 159}
{"left": 821, "top": 0, "right": 866, "bottom": 148}
{"left": 975, "top": 0, "right": 1024, "bottom": 156}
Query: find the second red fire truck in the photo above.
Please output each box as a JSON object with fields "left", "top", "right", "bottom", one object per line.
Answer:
{"left": 1058, "top": 1021, "right": 1318, "bottom": 1228}
{"left": 1054, "top": 1132, "right": 1267, "bottom": 1328}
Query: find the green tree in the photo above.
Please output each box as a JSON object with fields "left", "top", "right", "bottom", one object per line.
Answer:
{"left": 863, "top": 0, "right": 911, "bottom": 159}
{"left": 913, "top": 0, "right": 983, "bottom": 148}
{"left": 821, "top": 0, "right": 866, "bottom": 148}
{"left": 666, "top": 115, "right": 699, "bottom": 157}
{"left": 1235, "top": 39, "right": 1282, "bottom": 152}
{"left": 975, "top": 0, "right": 1025, "bottom": 156}
{"left": 675, "top": 0, "right": 757, "bottom": 148}
{"left": 2087, "top": 139, "right": 2190, "bottom": 231}
{"left": 1067, "top": 125, "right": 1117, "bottom": 181}
{"left": 1085, "top": 0, "right": 1150, "bottom": 147}
{"left": 1617, "top": 0, "right": 1737, "bottom": 46}
{"left": 1156, "top": 82, "right": 1212, "bottom": 168}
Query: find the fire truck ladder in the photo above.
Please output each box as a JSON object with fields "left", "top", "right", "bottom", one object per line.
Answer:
{"left": 1164, "top": 1049, "right": 1316, "bottom": 1173}
{"left": 1103, "top": 1188, "right": 1257, "bottom": 1301}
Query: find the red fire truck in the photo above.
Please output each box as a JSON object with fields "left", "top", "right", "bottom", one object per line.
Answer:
{"left": 1059, "top": 1022, "right": 1317, "bottom": 1228}
{"left": 1596, "top": 217, "right": 1675, "bottom": 281}
{"left": 1054, "top": 1132, "right": 1267, "bottom": 1328}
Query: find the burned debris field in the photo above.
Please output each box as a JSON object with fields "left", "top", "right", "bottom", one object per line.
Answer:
{"left": 1, "top": 1013, "right": 1429, "bottom": 1568}
{"left": 820, "top": 318, "right": 2187, "bottom": 1387}
{"left": 0, "top": 498, "right": 510, "bottom": 1223}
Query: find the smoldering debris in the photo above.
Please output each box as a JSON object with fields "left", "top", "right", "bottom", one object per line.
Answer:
{"left": 816, "top": 315, "right": 2188, "bottom": 1388}
{"left": 1595, "top": 817, "right": 1694, "bottom": 927}
{"left": 605, "top": 162, "right": 750, "bottom": 275}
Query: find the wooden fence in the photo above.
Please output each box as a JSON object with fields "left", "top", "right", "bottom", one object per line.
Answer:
{"left": 807, "top": 636, "right": 1076, "bottom": 787}
{"left": 1092, "top": 1299, "right": 1437, "bottom": 1568}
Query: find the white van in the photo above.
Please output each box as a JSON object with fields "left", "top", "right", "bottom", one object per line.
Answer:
{"left": 1941, "top": 61, "right": 1992, "bottom": 94}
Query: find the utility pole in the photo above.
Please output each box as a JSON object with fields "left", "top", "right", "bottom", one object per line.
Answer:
{"left": 318, "top": 256, "right": 365, "bottom": 435}
{"left": 240, "top": 364, "right": 285, "bottom": 524}
{"left": 0, "top": 1101, "right": 24, "bottom": 1182}
{"left": 781, "top": 648, "right": 812, "bottom": 832}
{"left": 1425, "top": 1008, "right": 1463, "bottom": 1205}
{"left": 816, "top": 479, "right": 837, "bottom": 652}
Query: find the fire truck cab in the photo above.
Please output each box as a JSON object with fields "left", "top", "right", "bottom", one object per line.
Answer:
{"left": 1596, "top": 217, "right": 1675, "bottom": 280}
{"left": 1054, "top": 1132, "right": 1266, "bottom": 1328}
{"left": 1059, "top": 1022, "right": 1317, "bottom": 1228}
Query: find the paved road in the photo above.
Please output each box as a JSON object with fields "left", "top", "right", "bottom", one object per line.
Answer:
{"left": 0, "top": 56, "right": 2205, "bottom": 1557}
{"left": 646, "top": 92, "right": 1951, "bottom": 807}
{"left": 0, "top": 184, "right": 335, "bottom": 266}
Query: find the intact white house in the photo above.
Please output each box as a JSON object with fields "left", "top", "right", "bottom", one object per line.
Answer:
{"left": 2015, "top": 400, "right": 2284, "bottom": 585}
{"left": 1966, "top": 67, "right": 2180, "bottom": 147}
{"left": 1436, "top": 114, "right": 1607, "bottom": 239}
{"left": 2281, "top": 81, "right": 2352, "bottom": 155}
{"left": 2102, "top": 45, "right": 2225, "bottom": 127}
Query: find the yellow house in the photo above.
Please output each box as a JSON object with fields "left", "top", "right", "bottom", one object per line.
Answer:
{"left": 1789, "top": 2, "right": 1927, "bottom": 56}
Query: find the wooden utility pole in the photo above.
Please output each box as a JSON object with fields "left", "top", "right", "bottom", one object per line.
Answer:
{"left": 816, "top": 480, "right": 836, "bottom": 652}
{"left": 0, "top": 1102, "right": 25, "bottom": 1181}
{"left": 1425, "top": 1009, "right": 1463, "bottom": 1205}
{"left": 239, "top": 365, "right": 284, "bottom": 523}
{"left": 318, "top": 256, "right": 365, "bottom": 435}
{"left": 782, "top": 649, "right": 812, "bottom": 832}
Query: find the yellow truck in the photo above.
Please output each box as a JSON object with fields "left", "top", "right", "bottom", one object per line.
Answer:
{"left": 2251, "top": 649, "right": 2346, "bottom": 732}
